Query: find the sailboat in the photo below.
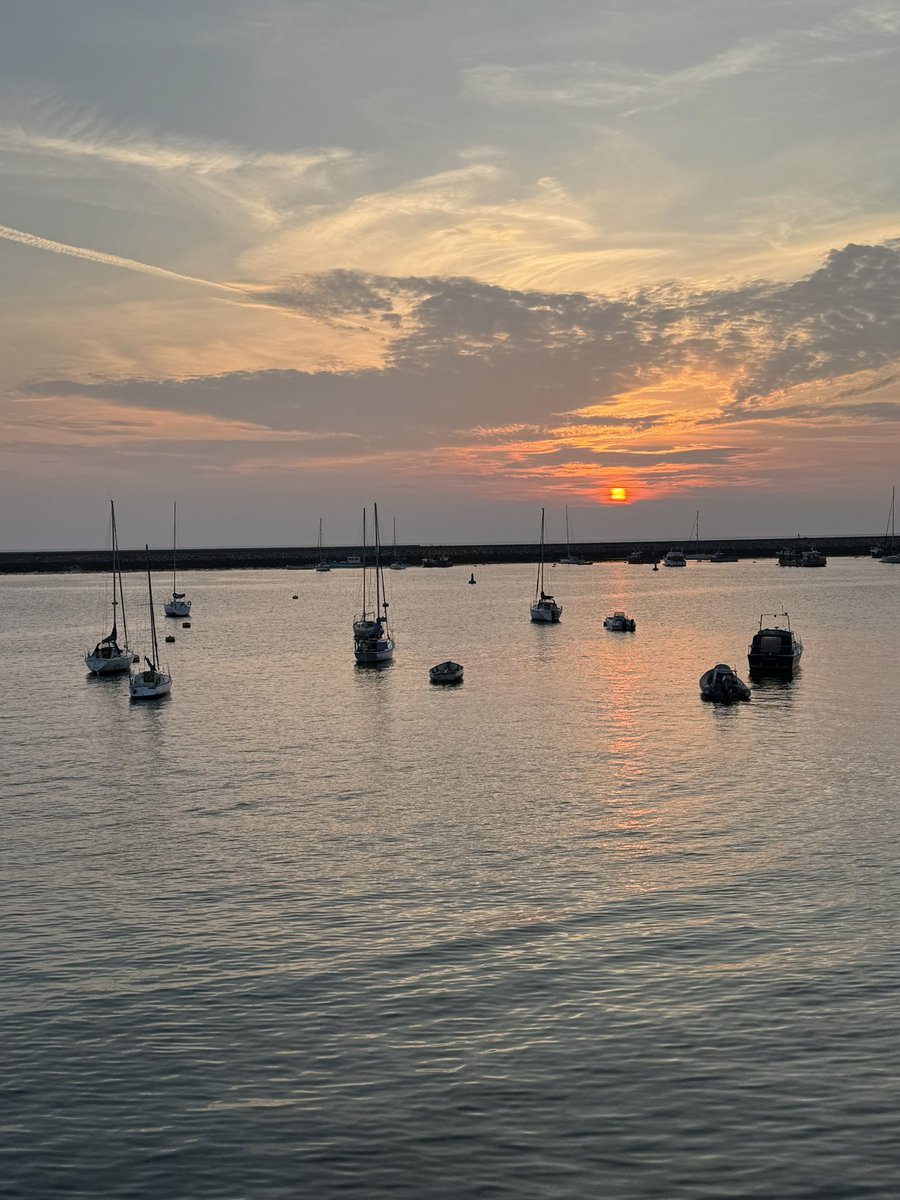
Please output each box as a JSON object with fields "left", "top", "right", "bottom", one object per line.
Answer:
{"left": 881, "top": 487, "right": 900, "bottom": 563}
{"left": 315, "top": 518, "right": 331, "bottom": 572}
{"left": 530, "top": 508, "right": 562, "bottom": 622}
{"left": 389, "top": 517, "right": 407, "bottom": 570}
{"left": 558, "top": 505, "right": 592, "bottom": 565}
{"left": 130, "top": 546, "right": 172, "bottom": 698}
{"left": 353, "top": 504, "right": 395, "bottom": 663}
{"left": 85, "top": 500, "right": 135, "bottom": 674}
{"left": 684, "top": 510, "right": 706, "bottom": 560}
{"left": 164, "top": 502, "right": 192, "bottom": 617}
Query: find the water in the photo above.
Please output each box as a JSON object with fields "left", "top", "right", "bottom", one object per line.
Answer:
{"left": 2, "top": 559, "right": 899, "bottom": 1199}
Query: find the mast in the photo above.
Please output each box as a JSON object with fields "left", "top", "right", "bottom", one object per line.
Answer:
{"left": 318, "top": 517, "right": 323, "bottom": 562}
{"left": 171, "top": 501, "right": 177, "bottom": 594}
{"left": 112, "top": 500, "right": 128, "bottom": 646}
{"left": 565, "top": 506, "right": 571, "bottom": 557}
{"left": 146, "top": 544, "right": 160, "bottom": 671}
{"left": 361, "top": 508, "right": 367, "bottom": 616}
{"left": 535, "top": 507, "right": 546, "bottom": 599}
{"left": 108, "top": 499, "right": 119, "bottom": 642}
{"left": 373, "top": 502, "right": 382, "bottom": 622}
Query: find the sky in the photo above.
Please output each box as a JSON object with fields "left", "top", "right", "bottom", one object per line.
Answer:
{"left": 2, "top": 0, "right": 900, "bottom": 549}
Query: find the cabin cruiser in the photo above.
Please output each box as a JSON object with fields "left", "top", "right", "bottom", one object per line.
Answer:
{"left": 748, "top": 612, "right": 803, "bottom": 676}
{"left": 603, "top": 611, "right": 636, "bottom": 632}
{"left": 663, "top": 548, "right": 686, "bottom": 567}
{"left": 799, "top": 547, "right": 826, "bottom": 567}
{"left": 700, "top": 664, "right": 751, "bottom": 704}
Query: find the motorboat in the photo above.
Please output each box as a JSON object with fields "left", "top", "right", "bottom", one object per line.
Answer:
{"left": 422, "top": 555, "right": 453, "bottom": 567}
{"left": 748, "top": 611, "right": 803, "bottom": 676}
{"left": 85, "top": 500, "right": 136, "bottom": 675}
{"left": 799, "top": 547, "right": 827, "bottom": 567}
{"left": 663, "top": 547, "right": 686, "bottom": 567}
{"left": 130, "top": 546, "right": 172, "bottom": 699}
{"left": 700, "top": 663, "right": 751, "bottom": 704}
{"left": 778, "top": 544, "right": 826, "bottom": 567}
{"left": 353, "top": 504, "right": 395, "bottom": 664}
{"left": 164, "top": 502, "right": 192, "bottom": 617}
{"left": 429, "top": 660, "right": 464, "bottom": 685}
{"left": 603, "top": 611, "right": 636, "bottom": 632}
{"left": 530, "top": 508, "right": 562, "bottom": 623}
{"left": 625, "top": 549, "right": 654, "bottom": 565}
{"left": 709, "top": 550, "right": 738, "bottom": 563}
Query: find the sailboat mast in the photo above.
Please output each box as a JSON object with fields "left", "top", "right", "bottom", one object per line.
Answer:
{"left": 565, "top": 505, "right": 570, "bottom": 557}
{"left": 108, "top": 499, "right": 118, "bottom": 637}
{"left": 536, "top": 507, "right": 546, "bottom": 598}
{"left": 112, "top": 500, "right": 128, "bottom": 643}
{"left": 146, "top": 545, "right": 160, "bottom": 668}
{"left": 172, "top": 502, "right": 177, "bottom": 593}
{"left": 361, "top": 508, "right": 367, "bottom": 616}
{"left": 374, "top": 502, "right": 382, "bottom": 618}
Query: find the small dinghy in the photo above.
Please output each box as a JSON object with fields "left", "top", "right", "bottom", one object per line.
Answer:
{"left": 429, "top": 660, "right": 464, "bottom": 685}
{"left": 603, "top": 610, "right": 636, "bottom": 632}
{"left": 700, "top": 663, "right": 751, "bottom": 704}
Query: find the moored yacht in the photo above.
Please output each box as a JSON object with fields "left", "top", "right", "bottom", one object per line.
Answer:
{"left": 353, "top": 505, "right": 395, "bottom": 664}
{"left": 530, "top": 508, "right": 562, "bottom": 623}
{"left": 663, "top": 547, "right": 686, "bottom": 567}
{"left": 748, "top": 611, "right": 803, "bottom": 677}
{"left": 603, "top": 611, "right": 636, "bottom": 632}
{"left": 85, "top": 500, "right": 136, "bottom": 674}
{"left": 164, "top": 502, "right": 192, "bottom": 617}
{"left": 130, "top": 546, "right": 172, "bottom": 699}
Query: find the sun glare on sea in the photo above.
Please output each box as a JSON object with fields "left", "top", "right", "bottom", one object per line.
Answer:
{"left": 609, "top": 487, "right": 628, "bottom": 502}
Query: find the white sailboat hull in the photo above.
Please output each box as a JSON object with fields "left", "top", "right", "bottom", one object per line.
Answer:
{"left": 354, "top": 638, "right": 395, "bottom": 663}
{"left": 530, "top": 601, "right": 562, "bottom": 622}
{"left": 129, "top": 670, "right": 172, "bottom": 699}
{"left": 164, "top": 598, "right": 191, "bottom": 617}
{"left": 85, "top": 649, "right": 133, "bottom": 674}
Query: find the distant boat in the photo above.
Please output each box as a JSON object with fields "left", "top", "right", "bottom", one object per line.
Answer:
{"left": 603, "top": 610, "right": 636, "bottom": 632}
{"left": 799, "top": 547, "right": 827, "bottom": 567}
{"left": 558, "top": 505, "right": 592, "bottom": 565}
{"left": 315, "top": 517, "right": 331, "bottom": 572}
{"left": 353, "top": 505, "right": 395, "bottom": 664}
{"left": 684, "top": 510, "right": 706, "bottom": 560}
{"left": 700, "top": 664, "right": 751, "bottom": 704}
{"left": 663, "top": 547, "right": 686, "bottom": 567}
{"left": 748, "top": 611, "right": 803, "bottom": 677}
{"left": 130, "top": 545, "right": 172, "bottom": 699}
{"left": 429, "top": 660, "right": 463, "bottom": 685}
{"left": 85, "top": 500, "right": 135, "bottom": 674}
{"left": 625, "top": 548, "right": 653, "bottom": 565}
{"left": 871, "top": 487, "right": 895, "bottom": 557}
{"left": 709, "top": 550, "right": 738, "bottom": 563}
{"left": 389, "top": 517, "right": 407, "bottom": 570}
{"left": 163, "top": 502, "right": 191, "bottom": 617}
{"left": 530, "top": 508, "right": 562, "bottom": 623}
{"left": 422, "top": 555, "right": 453, "bottom": 568}
{"left": 881, "top": 488, "right": 900, "bottom": 563}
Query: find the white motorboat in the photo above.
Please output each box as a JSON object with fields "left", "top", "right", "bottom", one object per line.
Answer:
{"left": 353, "top": 504, "right": 395, "bottom": 664}
{"left": 164, "top": 502, "right": 192, "bottom": 617}
{"left": 530, "top": 508, "right": 562, "bottom": 622}
{"left": 603, "top": 610, "right": 636, "bottom": 632}
{"left": 130, "top": 546, "right": 172, "bottom": 699}
{"left": 663, "top": 547, "right": 686, "bottom": 567}
{"left": 85, "top": 499, "right": 135, "bottom": 674}
{"left": 429, "top": 660, "right": 463, "bottom": 684}
{"left": 700, "top": 663, "right": 751, "bottom": 703}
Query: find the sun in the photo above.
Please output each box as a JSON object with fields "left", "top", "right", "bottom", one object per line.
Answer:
{"left": 609, "top": 487, "right": 628, "bottom": 503}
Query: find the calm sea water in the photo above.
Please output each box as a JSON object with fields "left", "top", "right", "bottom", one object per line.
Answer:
{"left": 2, "top": 559, "right": 899, "bottom": 1199}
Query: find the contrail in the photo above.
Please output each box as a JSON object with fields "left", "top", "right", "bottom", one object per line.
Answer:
{"left": 0, "top": 222, "right": 244, "bottom": 293}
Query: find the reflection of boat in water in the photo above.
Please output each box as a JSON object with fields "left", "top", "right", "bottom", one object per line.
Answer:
{"left": 130, "top": 546, "right": 172, "bottom": 699}
{"left": 85, "top": 500, "right": 135, "bottom": 675}
{"left": 700, "top": 663, "right": 751, "bottom": 704}
{"left": 353, "top": 505, "right": 395, "bottom": 664}
{"left": 663, "top": 548, "right": 686, "bottom": 567}
{"left": 748, "top": 612, "right": 803, "bottom": 677}
{"left": 429, "top": 660, "right": 463, "bottom": 685}
{"left": 530, "top": 508, "right": 562, "bottom": 623}
{"left": 603, "top": 611, "right": 636, "bottom": 632}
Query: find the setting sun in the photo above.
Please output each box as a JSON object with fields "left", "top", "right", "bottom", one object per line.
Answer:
{"left": 610, "top": 487, "right": 628, "bottom": 503}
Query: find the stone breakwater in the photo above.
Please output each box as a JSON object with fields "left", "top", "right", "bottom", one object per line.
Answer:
{"left": 0, "top": 537, "right": 882, "bottom": 574}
